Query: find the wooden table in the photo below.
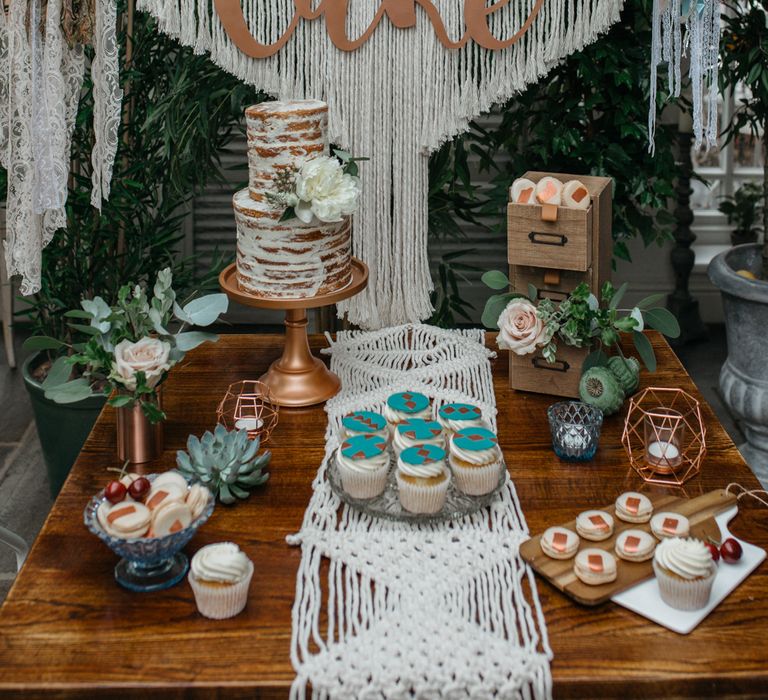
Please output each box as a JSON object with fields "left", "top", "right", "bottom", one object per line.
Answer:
{"left": 0, "top": 333, "right": 766, "bottom": 699}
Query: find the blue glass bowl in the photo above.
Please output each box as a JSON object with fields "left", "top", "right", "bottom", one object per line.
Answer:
{"left": 547, "top": 401, "right": 604, "bottom": 462}
{"left": 84, "top": 473, "right": 215, "bottom": 592}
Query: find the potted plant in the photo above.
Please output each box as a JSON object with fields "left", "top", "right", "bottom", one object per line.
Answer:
{"left": 707, "top": 0, "right": 768, "bottom": 480}
{"left": 26, "top": 268, "right": 227, "bottom": 463}
{"left": 14, "top": 8, "right": 259, "bottom": 495}
{"left": 718, "top": 182, "right": 763, "bottom": 246}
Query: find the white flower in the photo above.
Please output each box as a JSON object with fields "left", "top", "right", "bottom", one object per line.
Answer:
{"left": 497, "top": 299, "right": 552, "bottom": 356}
{"left": 630, "top": 307, "right": 644, "bottom": 331}
{"left": 294, "top": 156, "right": 361, "bottom": 224}
{"left": 111, "top": 337, "right": 172, "bottom": 391}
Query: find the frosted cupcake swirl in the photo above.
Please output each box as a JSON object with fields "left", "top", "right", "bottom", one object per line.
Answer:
{"left": 383, "top": 391, "right": 432, "bottom": 423}
{"left": 654, "top": 537, "right": 714, "bottom": 580}
{"left": 393, "top": 420, "right": 444, "bottom": 453}
{"left": 450, "top": 428, "right": 501, "bottom": 465}
{"left": 337, "top": 448, "right": 389, "bottom": 473}
{"left": 191, "top": 542, "right": 251, "bottom": 584}
{"left": 437, "top": 403, "right": 486, "bottom": 433}
{"left": 397, "top": 446, "right": 446, "bottom": 478}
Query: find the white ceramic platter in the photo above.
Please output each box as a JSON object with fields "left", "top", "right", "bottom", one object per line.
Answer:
{"left": 612, "top": 505, "right": 766, "bottom": 634}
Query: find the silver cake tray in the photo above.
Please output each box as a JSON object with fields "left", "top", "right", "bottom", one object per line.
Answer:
{"left": 327, "top": 455, "right": 507, "bottom": 524}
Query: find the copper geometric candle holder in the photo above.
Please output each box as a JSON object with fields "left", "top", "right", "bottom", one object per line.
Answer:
{"left": 216, "top": 380, "right": 279, "bottom": 443}
{"left": 621, "top": 387, "right": 706, "bottom": 486}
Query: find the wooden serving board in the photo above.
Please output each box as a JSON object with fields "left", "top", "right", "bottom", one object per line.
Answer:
{"left": 519, "top": 489, "right": 737, "bottom": 606}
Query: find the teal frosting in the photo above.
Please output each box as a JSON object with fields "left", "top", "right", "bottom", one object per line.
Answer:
{"left": 340, "top": 434, "right": 388, "bottom": 459}
{"left": 453, "top": 427, "right": 498, "bottom": 451}
{"left": 438, "top": 403, "right": 482, "bottom": 421}
{"left": 387, "top": 391, "right": 430, "bottom": 414}
{"left": 343, "top": 411, "right": 387, "bottom": 434}
{"left": 400, "top": 444, "right": 446, "bottom": 465}
{"left": 396, "top": 419, "right": 443, "bottom": 441}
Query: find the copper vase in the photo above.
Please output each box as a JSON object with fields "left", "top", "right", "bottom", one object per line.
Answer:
{"left": 116, "top": 394, "right": 163, "bottom": 464}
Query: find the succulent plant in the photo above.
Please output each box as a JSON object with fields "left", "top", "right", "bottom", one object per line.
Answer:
{"left": 607, "top": 355, "right": 641, "bottom": 397}
{"left": 579, "top": 367, "right": 624, "bottom": 416}
{"left": 176, "top": 424, "right": 270, "bottom": 504}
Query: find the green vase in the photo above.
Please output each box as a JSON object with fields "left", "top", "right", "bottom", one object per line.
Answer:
{"left": 22, "top": 353, "right": 107, "bottom": 497}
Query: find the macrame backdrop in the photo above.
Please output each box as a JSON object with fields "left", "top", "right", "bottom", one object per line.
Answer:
{"left": 138, "top": 0, "right": 624, "bottom": 329}
{"left": 287, "top": 324, "right": 552, "bottom": 698}
{"left": 0, "top": 0, "right": 122, "bottom": 295}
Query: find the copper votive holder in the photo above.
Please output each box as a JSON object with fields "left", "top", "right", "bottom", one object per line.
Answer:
{"left": 216, "top": 380, "right": 279, "bottom": 443}
{"left": 622, "top": 387, "right": 706, "bottom": 486}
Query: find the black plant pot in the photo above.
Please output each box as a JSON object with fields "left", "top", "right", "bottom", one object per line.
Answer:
{"left": 22, "top": 353, "right": 107, "bottom": 497}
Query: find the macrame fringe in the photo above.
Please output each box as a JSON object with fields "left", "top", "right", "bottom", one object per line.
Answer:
{"left": 648, "top": 0, "right": 719, "bottom": 154}
{"left": 138, "top": 0, "right": 625, "bottom": 329}
{"left": 286, "top": 324, "right": 553, "bottom": 699}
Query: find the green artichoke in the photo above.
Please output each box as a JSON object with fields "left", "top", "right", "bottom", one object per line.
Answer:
{"left": 607, "top": 355, "right": 641, "bottom": 397}
{"left": 579, "top": 367, "right": 624, "bottom": 416}
{"left": 176, "top": 424, "right": 270, "bottom": 504}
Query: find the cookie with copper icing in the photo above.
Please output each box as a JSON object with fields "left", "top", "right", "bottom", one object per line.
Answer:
{"left": 650, "top": 512, "right": 690, "bottom": 540}
{"left": 574, "top": 548, "right": 618, "bottom": 585}
{"left": 615, "top": 491, "right": 653, "bottom": 523}
{"left": 540, "top": 526, "right": 579, "bottom": 560}
{"left": 575, "top": 509, "right": 615, "bottom": 541}
{"left": 615, "top": 529, "right": 657, "bottom": 562}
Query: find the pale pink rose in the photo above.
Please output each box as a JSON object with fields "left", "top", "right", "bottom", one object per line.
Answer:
{"left": 497, "top": 299, "right": 550, "bottom": 355}
{"left": 111, "top": 337, "right": 172, "bottom": 391}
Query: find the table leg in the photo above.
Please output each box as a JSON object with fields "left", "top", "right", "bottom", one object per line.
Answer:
{"left": 259, "top": 308, "right": 341, "bottom": 407}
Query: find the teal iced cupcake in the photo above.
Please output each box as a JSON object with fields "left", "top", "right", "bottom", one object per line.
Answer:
{"left": 342, "top": 411, "right": 389, "bottom": 441}
{"left": 437, "top": 402, "right": 487, "bottom": 436}
{"left": 396, "top": 444, "right": 450, "bottom": 514}
{"left": 383, "top": 391, "right": 432, "bottom": 432}
{"left": 392, "top": 419, "right": 444, "bottom": 456}
{"left": 448, "top": 427, "right": 504, "bottom": 496}
{"left": 336, "top": 434, "right": 391, "bottom": 499}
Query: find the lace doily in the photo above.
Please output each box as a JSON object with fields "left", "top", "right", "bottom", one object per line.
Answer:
{"left": 288, "top": 325, "right": 552, "bottom": 699}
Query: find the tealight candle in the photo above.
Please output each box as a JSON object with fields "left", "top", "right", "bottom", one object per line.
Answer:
{"left": 646, "top": 440, "right": 681, "bottom": 468}
{"left": 235, "top": 417, "right": 262, "bottom": 431}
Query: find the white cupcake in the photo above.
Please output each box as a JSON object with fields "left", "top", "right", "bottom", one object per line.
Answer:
{"left": 396, "top": 445, "right": 450, "bottom": 514}
{"left": 392, "top": 419, "right": 444, "bottom": 456}
{"left": 652, "top": 537, "right": 716, "bottom": 611}
{"left": 437, "top": 402, "right": 488, "bottom": 436}
{"left": 448, "top": 427, "right": 504, "bottom": 496}
{"left": 336, "top": 434, "right": 390, "bottom": 499}
{"left": 188, "top": 542, "right": 254, "bottom": 619}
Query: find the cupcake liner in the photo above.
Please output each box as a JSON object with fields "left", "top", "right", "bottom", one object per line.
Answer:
{"left": 396, "top": 469, "right": 450, "bottom": 514}
{"left": 337, "top": 459, "right": 390, "bottom": 499}
{"left": 652, "top": 559, "right": 715, "bottom": 611}
{"left": 449, "top": 456, "right": 503, "bottom": 496}
{"left": 188, "top": 559, "right": 254, "bottom": 619}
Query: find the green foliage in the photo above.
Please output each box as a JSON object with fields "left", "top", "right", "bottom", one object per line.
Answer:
{"left": 720, "top": 0, "right": 768, "bottom": 272}
{"left": 718, "top": 182, "right": 763, "bottom": 245}
{"left": 176, "top": 424, "right": 271, "bottom": 504}
{"left": 20, "top": 6, "right": 261, "bottom": 346}
{"left": 24, "top": 268, "right": 227, "bottom": 421}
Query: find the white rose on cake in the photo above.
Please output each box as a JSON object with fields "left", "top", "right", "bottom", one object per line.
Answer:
{"left": 111, "top": 337, "right": 172, "bottom": 391}
{"left": 294, "top": 156, "right": 361, "bottom": 224}
{"left": 497, "top": 299, "right": 551, "bottom": 355}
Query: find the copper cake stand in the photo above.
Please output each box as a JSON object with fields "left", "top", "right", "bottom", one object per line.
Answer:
{"left": 219, "top": 259, "right": 368, "bottom": 407}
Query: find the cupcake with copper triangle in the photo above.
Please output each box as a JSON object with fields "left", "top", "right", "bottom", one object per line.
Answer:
{"left": 396, "top": 444, "right": 450, "bottom": 514}
{"left": 448, "top": 427, "right": 504, "bottom": 496}
{"left": 393, "top": 418, "right": 444, "bottom": 456}
{"left": 437, "top": 402, "right": 487, "bottom": 437}
{"left": 383, "top": 391, "right": 432, "bottom": 432}
{"left": 335, "top": 434, "right": 390, "bottom": 499}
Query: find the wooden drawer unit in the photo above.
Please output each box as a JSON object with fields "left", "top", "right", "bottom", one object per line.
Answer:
{"left": 508, "top": 343, "right": 588, "bottom": 398}
{"left": 510, "top": 265, "right": 593, "bottom": 304}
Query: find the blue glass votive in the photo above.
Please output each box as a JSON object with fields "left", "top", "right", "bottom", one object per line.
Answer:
{"left": 547, "top": 401, "right": 604, "bottom": 461}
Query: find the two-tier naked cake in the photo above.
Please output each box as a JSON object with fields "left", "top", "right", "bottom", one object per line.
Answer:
{"left": 234, "top": 100, "right": 353, "bottom": 298}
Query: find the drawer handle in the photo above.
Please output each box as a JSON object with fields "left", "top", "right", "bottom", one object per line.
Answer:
{"left": 532, "top": 356, "right": 570, "bottom": 373}
{"left": 529, "top": 231, "right": 568, "bottom": 246}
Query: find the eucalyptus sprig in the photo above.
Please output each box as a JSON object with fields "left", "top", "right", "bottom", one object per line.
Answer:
{"left": 481, "top": 270, "right": 680, "bottom": 373}
{"left": 22, "top": 268, "right": 228, "bottom": 423}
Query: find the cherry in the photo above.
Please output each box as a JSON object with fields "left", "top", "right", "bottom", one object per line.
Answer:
{"left": 705, "top": 542, "right": 720, "bottom": 563}
{"left": 128, "top": 477, "right": 151, "bottom": 501}
{"left": 720, "top": 538, "right": 743, "bottom": 564}
{"left": 105, "top": 480, "right": 127, "bottom": 504}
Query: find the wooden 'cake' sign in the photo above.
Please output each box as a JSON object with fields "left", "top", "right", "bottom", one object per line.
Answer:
{"left": 520, "top": 489, "right": 737, "bottom": 606}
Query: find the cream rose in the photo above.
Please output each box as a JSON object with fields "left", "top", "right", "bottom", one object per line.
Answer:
{"left": 497, "top": 299, "right": 551, "bottom": 355}
{"left": 294, "top": 156, "right": 361, "bottom": 224}
{"left": 112, "top": 337, "right": 172, "bottom": 391}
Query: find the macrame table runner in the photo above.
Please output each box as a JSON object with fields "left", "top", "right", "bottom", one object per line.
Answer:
{"left": 287, "top": 324, "right": 552, "bottom": 699}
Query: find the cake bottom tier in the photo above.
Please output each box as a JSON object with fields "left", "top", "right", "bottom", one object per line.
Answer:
{"left": 235, "top": 192, "right": 352, "bottom": 299}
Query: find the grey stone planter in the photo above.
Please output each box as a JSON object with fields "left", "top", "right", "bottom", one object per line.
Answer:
{"left": 708, "top": 243, "right": 768, "bottom": 485}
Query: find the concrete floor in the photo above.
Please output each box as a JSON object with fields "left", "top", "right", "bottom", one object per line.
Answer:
{"left": 0, "top": 325, "right": 753, "bottom": 605}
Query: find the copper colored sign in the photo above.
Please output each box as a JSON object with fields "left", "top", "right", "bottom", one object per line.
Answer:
{"left": 662, "top": 517, "right": 679, "bottom": 534}
{"left": 213, "top": 0, "right": 547, "bottom": 57}
{"left": 625, "top": 496, "right": 641, "bottom": 514}
{"left": 587, "top": 554, "right": 604, "bottom": 573}
{"left": 552, "top": 532, "right": 568, "bottom": 552}
{"left": 624, "top": 536, "right": 641, "bottom": 553}
{"left": 589, "top": 515, "right": 609, "bottom": 530}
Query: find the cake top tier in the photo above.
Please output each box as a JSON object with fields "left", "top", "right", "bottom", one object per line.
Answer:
{"left": 245, "top": 99, "right": 328, "bottom": 121}
{"left": 245, "top": 99, "right": 329, "bottom": 200}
